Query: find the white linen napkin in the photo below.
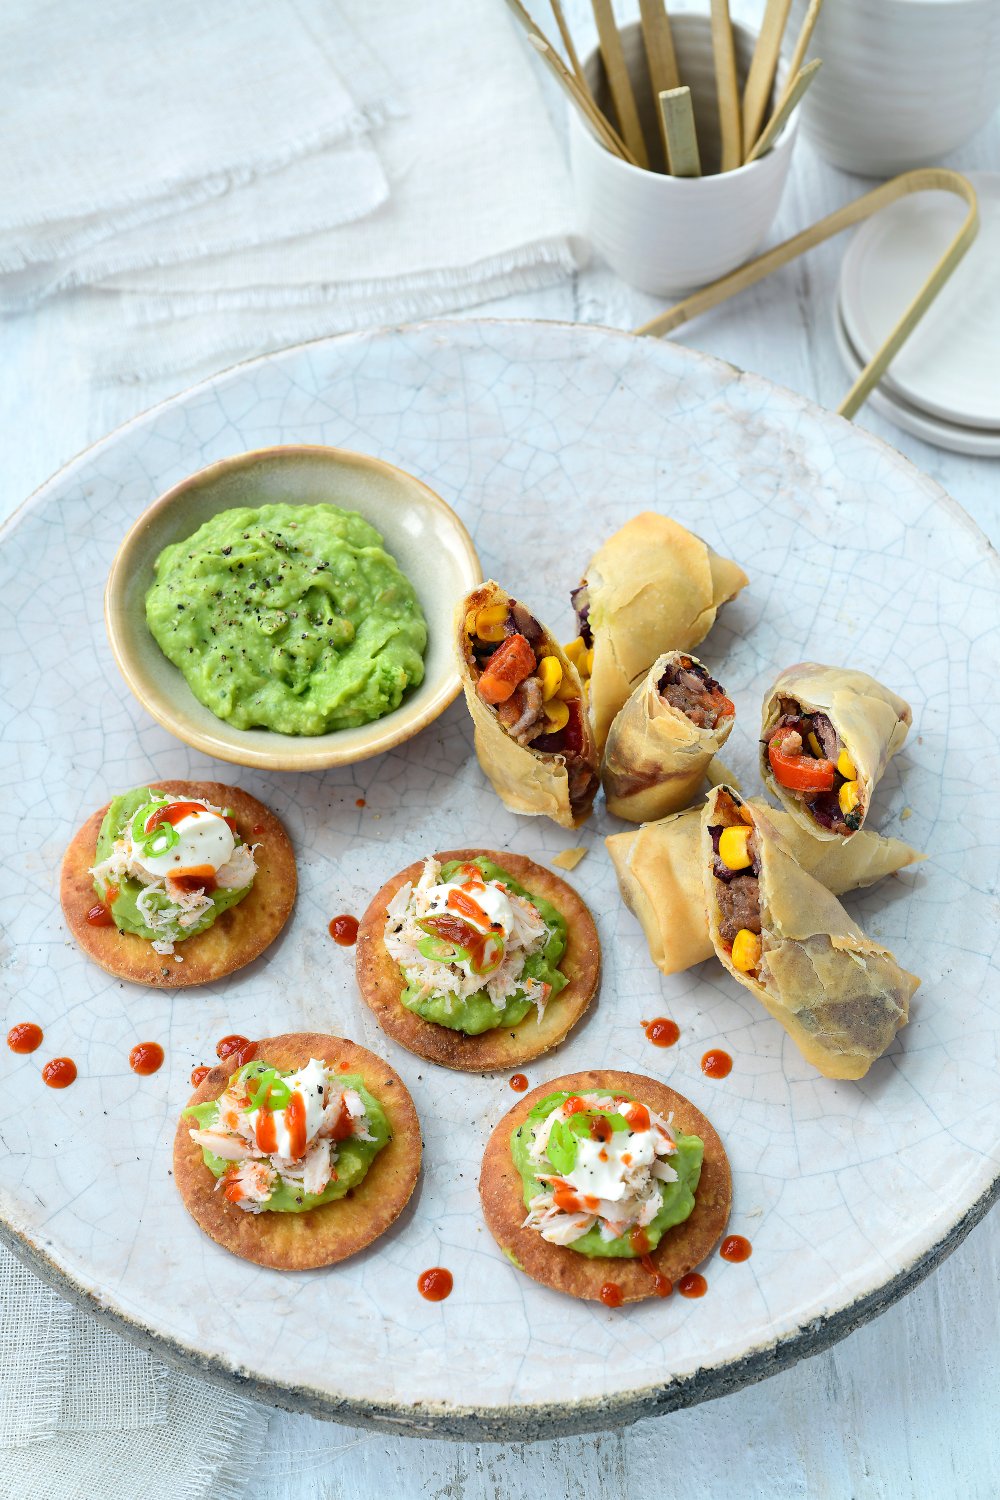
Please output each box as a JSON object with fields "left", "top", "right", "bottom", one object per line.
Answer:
{"left": 93, "top": 0, "right": 584, "bottom": 374}
{"left": 0, "top": 1241, "right": 262, "bottom": 1499}
{"left": 0, "top": 0, "right": 386, "bottom": 277}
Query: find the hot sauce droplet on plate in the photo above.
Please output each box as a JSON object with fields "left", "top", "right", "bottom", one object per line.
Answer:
{"left": 129, "top": 1042, "right": 164, "bottom": 1076}
{"left": 216, "top": 1035, "right": 256, "bottom": 1068}
{"left": 509, "top": 1073, "right": 529, "bottom": 1092}
{"left": 417, "top": 1267, "right": 453, "bottom": 1301}
{"left": 640, "top": 1254, "right": 672, "bottom": 1297}
{"left": 678, "top": 1272, "right": 707, "bottom": 1298}
{"left": 328, "top": 915, "right": 359, "bottom": 946}
{"left": 642, "top": 1017, "right": 680, "bottom": 1047}
{"left": 701, "top": 1049, "right": 733, "bottom": 1079}
{"left": 720, "top": 1235, "right": 752, "bottom": 1263}
{"left": 7, "top": 1023, "right": 43, "bottom": 1054}
{"left": 355, "top": 797, "right": 366, "bottom": 808}
{"left": 190, "top": 1065, "right": 211, "bottom": 1088}
{"left": 599, "top": 1281, "right": 624, "bottom": 1308}
{"left": 42, "top": 1058, "right": 77, "bottom": 1089}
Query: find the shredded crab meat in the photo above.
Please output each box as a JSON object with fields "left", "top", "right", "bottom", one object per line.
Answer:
{"left": 88, "top": 793, "right": 258, "bottom": 953}
{"left": 522, "top": 1094, "right": 680, "bottom": 1246}
{"left": 383, "top": 856, "right": 553, "bottom": 1018}
{"left": 190, "top": 1060, "right": 375, "bottom": 1213}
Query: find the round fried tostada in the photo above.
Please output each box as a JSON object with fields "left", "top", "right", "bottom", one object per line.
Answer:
{"left": 479, "top": 1070, "right": 731, "bottom": 1304}
{"left": 355, "top": 848, "right": 600, "bottom": 1072}
{"left": 60, "top": 779, "right": 296, "bottom": 988}
{"left": 173, "top": 1031, "right": 421, "bottom": 1270}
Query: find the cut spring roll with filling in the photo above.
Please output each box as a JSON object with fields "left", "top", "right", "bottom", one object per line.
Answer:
{"left": 602, "top": 652, "right": 735, "bottom": 823}
{"left": 566, "top": 513, "right": 748, "bottom": 753}
{"left": 761, "top": 664, "right": 911, "bottom": 839}
{"left": 702, "top": 786, "right": 919, "bottom": 1080}
{"left": 607, "top": 800, "right": 924, "bottom": 977}
{"left": 457, "top": 582, "right": 600, "bottom": 829}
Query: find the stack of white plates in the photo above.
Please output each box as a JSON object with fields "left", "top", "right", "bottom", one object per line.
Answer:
{"left": 836, "top": 171, "right": 1000, "bottom": 457}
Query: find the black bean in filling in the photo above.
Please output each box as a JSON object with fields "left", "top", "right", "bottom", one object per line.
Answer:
{"left": 659, "top": 656, "right": 730, "bottom": 729}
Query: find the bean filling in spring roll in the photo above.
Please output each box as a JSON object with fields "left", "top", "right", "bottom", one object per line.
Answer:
{"left": 703, "top": 786, "right": 918, "bottom": 1080}
{"left": 761, "top": 665, "right": 911, "bottom": 839}
{"left": 457, "top": 583, "right": 599, "bottom": 828}
{"left": 602, "top": 653, "right": 735, "bottom": 823}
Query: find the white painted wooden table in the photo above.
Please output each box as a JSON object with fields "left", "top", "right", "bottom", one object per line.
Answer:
{"left": 1, "top": 0, "right": 997, "bottom": 1492}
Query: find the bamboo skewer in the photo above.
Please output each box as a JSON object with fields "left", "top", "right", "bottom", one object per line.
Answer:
{"left": 591, "top": 0, "right": 649, "bottom": 168}
{"left": 659, "top": 87, "right": 702, "bottom": 177}
{"left": 741, "top": 0, "right": 793, "bottom": 152}
{"left": 640, "top": 0, "right": 681, "bottom": 158}
{"left": 783, "top": 0, "right": 824, "bottom": 88}
{"left": 548, "top": 0, "right": 587, "bottom": 90}
{"left": 745, "top": 57, "right": 821, "bottom": 163}
{"left": 709, "top": 0, "right": 742, "bottom": 171}
{"left": 633, "top": 167, "right": 980, "bottom": 420}
{"left": 503, "top": 0, "right": 637, "bottom": 163}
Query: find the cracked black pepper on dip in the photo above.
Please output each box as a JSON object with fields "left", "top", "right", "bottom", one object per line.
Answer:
{"left": 145, "top": 504, "right": 427, "bottom": 735}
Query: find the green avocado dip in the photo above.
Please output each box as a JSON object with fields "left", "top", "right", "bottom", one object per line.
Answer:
{"left": 145, "top": 503, "right": 427, "bottom": 736}
{"left": 91, "top": 787, "right": 253, "bottom": 946}
{"left": 511, "top": 1091, "right": 703, "bottom": 1259}
{"left": 185, "top": 1059, "right": 389, "bottom": 1214}
{"left": 397, "top": 857, "right": 569, "bottom": 1036}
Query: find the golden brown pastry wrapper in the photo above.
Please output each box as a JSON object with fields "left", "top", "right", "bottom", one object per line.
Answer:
{"left": 456, "top": 582, "right": 598, "bottom": 829}
{"left": 582, "top": 513, "right": 747, "bottom": 751}
{"left": 702, "top": 787, "right": 919, "bottom": 1080}
{"left": 602, "top": 651, "right": 734, "bottom": 822}
{"left": 761, "top": 663, "right": 912, "bottom": 839}
{"left": 606, "top": 799, "right": 924, "bottom": 977}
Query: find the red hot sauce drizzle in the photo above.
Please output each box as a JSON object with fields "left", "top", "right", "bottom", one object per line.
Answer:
{"left": 7, "top": 1023, "right": 43, "bottom": 1054}
{"left": 720, "top": 1235, "right": 752, "bottom": 1263}
{"left": 42, "top": 1058, "right": 77, "bottom": 1089}
{"left": 509, "top": 1073, "right": 529, "bottom": 1092}
{"left": 87, "top": 883, "right": 119, "bottom": 926}
{"left": 701, "top": 1049, "right": 733, "bottom": 1080}
{"left": 190, "top": 1065, "right": 211, "bottom": 1088}
{"left": 678, "top": 1272, "right": 707, "bottom": 1298}
{"left": 642, "top": 1017, "right": 680, "bottom": 1047}
{"left": 329, "top": 915, "right": 359, "bottom": 946}
{"left": 129, "top": 1042, "right": 164, "bottom": 1076}
{"left": 599, "top": 1282, "right": 624, "bottom": 1308}
{"left": 216, "top": 1035, "right": 256, "bottom": 1068}
{"left": 417, "top": 1268, "right": 453, "bottom": 1301}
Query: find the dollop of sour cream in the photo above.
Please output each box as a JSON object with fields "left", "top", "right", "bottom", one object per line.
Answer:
{"left": 131, "top": 807, "right": 235, "bottom": 882}
{"left": 563, "top": 1128, "right": 658, "bottom": 1204}
{"left": 248, "top": 1058, "right": 329, "bottom": 1159}
{"left": 424, "top": 878, "right": 514, "bottom": 936}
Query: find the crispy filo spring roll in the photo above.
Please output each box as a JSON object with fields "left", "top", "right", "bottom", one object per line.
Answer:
{"left": 567, "top": 513, "right": 748, "bottom": 753}
{"left": 602, "top": 652, "right": 735, "bottom": 823}
{"left": 702, "top": 786, "right": 919, "bottom": 1080}
{"left": 607, "top": 800, "right": 924, "bottom": 978}
{"left": 457, "top": 582, "right": 599, "bottom": 829}
{"left": 761, "top": 663, "right": 912, "bottom": 840}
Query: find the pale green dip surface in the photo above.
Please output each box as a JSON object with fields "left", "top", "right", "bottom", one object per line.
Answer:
{"left": 146, "top": 503, "right": 427, "bottom": 735}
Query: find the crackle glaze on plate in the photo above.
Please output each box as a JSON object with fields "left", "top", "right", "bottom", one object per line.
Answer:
{"left": 1, "top": 320, "right": 998, "bottom": 1441}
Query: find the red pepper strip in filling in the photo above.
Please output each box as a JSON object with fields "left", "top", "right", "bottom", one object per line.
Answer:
{"left": 477, "top": 633, "right": 536, "bottom": 704}
{"left": 768, "top": 728, "right": 836, "bottom": 792}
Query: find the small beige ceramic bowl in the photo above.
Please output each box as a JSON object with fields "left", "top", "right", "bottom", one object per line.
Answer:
{"left": 105, "top": 445, "right": 482, "bottom": 771}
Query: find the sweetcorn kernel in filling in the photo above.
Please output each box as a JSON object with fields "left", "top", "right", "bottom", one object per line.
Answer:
{"left": 511, "top": 1090, "right": 704, "bottom": 1258}
{"left": 185, "top": 1058, "right": 389, "bottom": 1213}
{"left": 383, "top": 855, "right": 569, "bottom": 1035}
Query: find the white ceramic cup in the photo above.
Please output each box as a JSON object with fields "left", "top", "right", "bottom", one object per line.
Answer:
{"left": 568, "top": 15, "right": 798, "bottom": 297}
{"left": 793, "top": 0, "right": 1000, "bottom": 177}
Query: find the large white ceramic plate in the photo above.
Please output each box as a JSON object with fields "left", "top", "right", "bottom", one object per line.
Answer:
{"left": 0, "top": 321, "right": 997, "bottom": 1441}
